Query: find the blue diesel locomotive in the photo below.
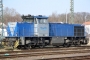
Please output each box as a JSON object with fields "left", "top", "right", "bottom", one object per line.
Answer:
{"left": 5, "top": 15, "right": 87, "bottom": 49}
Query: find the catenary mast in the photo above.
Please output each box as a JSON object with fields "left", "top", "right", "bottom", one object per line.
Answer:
{"left": 70, "top": 0, "right": 74, "bottom": 24}
{"left": 0, "top": 0, "right": 3, "bottom": 36}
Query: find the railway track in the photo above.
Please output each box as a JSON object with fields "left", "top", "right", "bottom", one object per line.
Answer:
{"left": 0, "top": 46, "right": 90, "bottom": 59}
{"left": 0, "top": 46, "right": 90, "bottom": 54}
{"left": 41, "top": 55, "right": 90, "bottom": 60}
{"left": 1, "top": 52, "right": 90, "bottom": 60}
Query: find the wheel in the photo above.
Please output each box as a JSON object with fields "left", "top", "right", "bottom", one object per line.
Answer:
{"left": 31, "top": 45, "right": 35, "bottom": 48}
{"left": 39, "top": 45, "right": 45, "bottom": 48}
{"left": 55, "top": 46, "right": 59, "bottom": 48}
{"left": 39, "top": 38, "right": 45, "bottom": 48}
{"left": 24, "top": 45, "right": 30, "bottom": 49}
{"left": 74, "top": 40, "right": 81, "bottom": 47}
{"left": 63, "top": 43, "right": 70, "bottom": 47}
{"left": 17, "top": 45, "right": 21, "bottom": 49}
{"left": 27, "top": 44, "right": 32, "bottom": 49}
{"left": 84, "top": 39, "right": 88, "bottom": 44}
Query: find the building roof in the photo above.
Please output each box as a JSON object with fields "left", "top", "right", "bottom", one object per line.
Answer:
{"left": 83, "top": 21, "right": 90, "bottom": 25}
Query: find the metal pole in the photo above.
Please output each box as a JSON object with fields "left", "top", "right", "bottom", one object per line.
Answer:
{"left": 2, "top": 1, "right": 4, "bottom": 36}
{"left": 0, "top": 0, "right": 3, "bottom": 36}
{"left": 70, "top": 0, "right": 74, "bottom": 24}
{"left": 66, "top": 9, "right": 67, "bottom": 23}
{"left": 85, "top": 16, "right": 87, "bottom": 22}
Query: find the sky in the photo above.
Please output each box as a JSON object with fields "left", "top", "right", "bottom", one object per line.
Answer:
{"left": 3, "top": 0, "right": 90, "bottom": 16}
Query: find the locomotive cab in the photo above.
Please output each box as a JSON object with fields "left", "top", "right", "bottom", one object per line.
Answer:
{"left": 22, "top": 15, "right": 49, "bottom": 37}
{"left": 34, "top": 15, "right": 49, "bottom": 37}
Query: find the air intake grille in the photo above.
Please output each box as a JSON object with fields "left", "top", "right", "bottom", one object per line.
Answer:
{"left": 74, "top": 26, "right": 84, "bottom": 37}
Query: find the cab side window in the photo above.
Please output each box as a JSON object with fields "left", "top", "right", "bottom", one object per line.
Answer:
{"left": 34, "top": 19, "right": 37, "bottom": 24}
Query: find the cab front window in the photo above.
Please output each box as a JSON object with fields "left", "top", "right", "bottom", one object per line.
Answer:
{"left": 23, "top": 18, "right": 34, "bottom": 23}
{"left": 38, "top": 19, "right": 48, "bottom": 24}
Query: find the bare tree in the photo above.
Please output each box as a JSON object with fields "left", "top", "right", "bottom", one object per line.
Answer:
{"left": 49, "top": 12, "right": 90, "bottom": 24}
{"left": 49, "top": 12, "right": 59, "bottom": 23}
{"left": 3, "top": 7, "right": 22, "bottom": 24}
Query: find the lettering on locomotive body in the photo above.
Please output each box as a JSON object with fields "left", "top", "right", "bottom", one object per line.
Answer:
{"left": 40, "top": 27, "right": 47, "bottom": 30}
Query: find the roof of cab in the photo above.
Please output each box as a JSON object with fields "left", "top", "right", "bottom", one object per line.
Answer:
{"left": 22, "top": 15, "right": 48, "bottom": 19}
{"left": 34, "top": 15, "right": 48, "bottom": 19}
